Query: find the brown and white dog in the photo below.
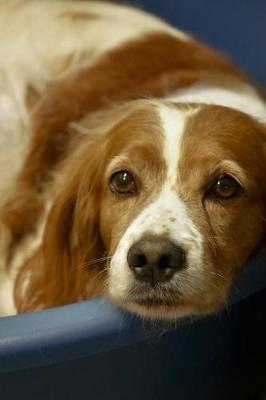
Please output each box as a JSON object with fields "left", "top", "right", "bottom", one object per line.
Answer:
{"left": 0, "top": 0, "right": 265, "bottom": 319}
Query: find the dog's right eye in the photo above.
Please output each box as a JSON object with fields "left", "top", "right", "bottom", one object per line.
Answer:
{"left": 109, "top": 171, "right": 137, "bottom": 196}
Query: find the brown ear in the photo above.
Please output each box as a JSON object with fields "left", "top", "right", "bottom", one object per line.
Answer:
{"left": 262, "top": 125, "right": 266, "bottom": 251}
{"left": 254, "top": 123, "right": 266, "bottom": 253}
{"left": 14, "top": 102, "right": 142, "bottom": 312}
{"left": 15, "top": 139, "right": 107, "bottom": 312}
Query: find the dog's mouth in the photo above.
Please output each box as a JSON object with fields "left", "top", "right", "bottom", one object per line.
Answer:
{"left": 127, "top": 283, "right": 183, "bottom": 307}
{"left": 116, "top": 281, "right": 226, "bottom": 320}
{"left": 120, "top": 283, "right": 192, "bottom": 320}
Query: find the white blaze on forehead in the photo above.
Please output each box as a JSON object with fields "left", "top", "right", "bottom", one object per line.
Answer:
{"left": 108, "top": 104, "right": 204, "bottom": 302}
{"left": 159, "top": 105, "right": 186, "bottom": 186}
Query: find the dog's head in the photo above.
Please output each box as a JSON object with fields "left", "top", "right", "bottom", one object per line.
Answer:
{"left": 18, "top": 100, "right": 266, "bottom": 318}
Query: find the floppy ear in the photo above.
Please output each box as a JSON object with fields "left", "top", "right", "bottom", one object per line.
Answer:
{"left": 14, "top": 101, "right": 145, "bottom": 312}
{"left": 14, "top": 137, "right": 107, "bottom": 312}
{"left": 261, "top": 125, "right": 266, "bottom": 250}
{"left": 254, "top": 123, "right": 266, "bottom": 253}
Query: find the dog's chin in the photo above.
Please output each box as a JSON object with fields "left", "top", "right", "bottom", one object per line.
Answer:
{"left": 123, "top": 301, "right": 196, "bottom": 320}
{"left": 111, "top": 291, "right": 223, "bottom": 320}
{"left": 108, "top": 280, "right": 227, "bottom": 320}
{"left": 122, "top": 299, "right": 224, "bottom": 320}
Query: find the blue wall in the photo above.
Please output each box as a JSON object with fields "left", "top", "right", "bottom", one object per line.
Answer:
{"left": 127, "top": 0, "right": 266, "bottom": 87}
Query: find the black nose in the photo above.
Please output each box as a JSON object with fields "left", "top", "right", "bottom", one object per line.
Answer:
{"left": 127, "top": 235, "right": 186, "bottom": 286}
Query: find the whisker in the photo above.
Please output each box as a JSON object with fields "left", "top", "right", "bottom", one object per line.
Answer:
{"left": 204, "top": 270, "right": 238, "bottom": 299}
{"left": 92, "top": 266, "right": 109, "bottom": 278}
{"left": 207, "top": 236, "right": 227, "bottom": 240}
{"left": 74, "top": 256, "right": 112, "bottom": 271}
{"left": 206, "top": 270, "right": 231, "bottom": 282}
{"left": 79, "top": 255, "right": 113, "bottom": 268}
{"left": 93, "top": 264, "right": 110, "bottom": 277}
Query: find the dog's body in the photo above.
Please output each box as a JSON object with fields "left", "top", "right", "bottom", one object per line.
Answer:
{"left": 0, "top": 0, "right": 265, "bottom": 318}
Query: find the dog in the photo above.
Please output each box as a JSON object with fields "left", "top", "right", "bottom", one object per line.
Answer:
{"left": 0, "top": 0, "right": 265, "bottom": 319}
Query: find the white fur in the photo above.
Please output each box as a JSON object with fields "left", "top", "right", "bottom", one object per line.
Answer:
{"left": 108, "top": 106, "right": 204, "bottom": 308}
{"left": 0, "top": 0, "right": 265, "bottom": 317}
{"left": 0, "top": 0, "right": 189, "bottom": 206}
{"left": 160, "top": 105, "right": 184, "bottom": 186}
{"left": 0, "top": 0, "right": 190, "bottom": 316}
{"left": 167, "top": 83, "right": 266, "bottom": 122}
{"left": 0, "top": 272, "right": 16, "bottom": 316}
{"left": 0, "top": 224, "right": 16, "bottom": 316}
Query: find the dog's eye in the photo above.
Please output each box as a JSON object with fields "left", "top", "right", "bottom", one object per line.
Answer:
{"left": 110, "top": 171, "right": 137, "bottom": 196}
{"left": 207, "top": 175, "right": 242, "bottom": 200}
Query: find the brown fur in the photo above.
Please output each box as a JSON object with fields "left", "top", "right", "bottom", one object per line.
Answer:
{"left": 179, "top": 105, "right": 266, "bottom": 277}
{"left": 14, "top": 103, "right": 166, "bottom": 311}
{"left": 14, "top": 102, "right": 266, "bottom": 313}
{"left": 1, "top": 32, "right": 250, "bottom": 245}
{"left": 1, "top": 25, "right": 265, "bottom": 314}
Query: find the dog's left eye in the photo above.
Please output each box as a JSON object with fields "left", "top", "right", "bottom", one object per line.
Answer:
{"left": 206, "top": 175, "right": 242, "bottom": 200}
{"left": 110, "top": 171, "right": 137, "bottom": 196}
